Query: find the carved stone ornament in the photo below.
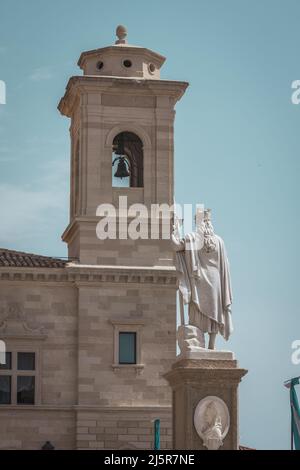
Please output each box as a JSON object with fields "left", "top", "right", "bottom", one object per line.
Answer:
{"left": 177, "top": 324, "right": 205, "bottom": 352}
{"left": 177, "top": 324, "right": 234, "bottom": 360}
{"left": 0, "top": 303, "right": 46, "bottom": 339}
{"left": 194, "top": 396, "right": 230, "bottom": 450}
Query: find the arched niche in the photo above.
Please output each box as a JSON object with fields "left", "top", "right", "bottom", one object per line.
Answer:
{"left": 112, "top": 132, "right": 143, "bottom": 188}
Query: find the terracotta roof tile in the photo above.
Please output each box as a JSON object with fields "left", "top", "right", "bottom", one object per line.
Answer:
{"left": 0, "top": 248, "right": 68, "bottom": 268}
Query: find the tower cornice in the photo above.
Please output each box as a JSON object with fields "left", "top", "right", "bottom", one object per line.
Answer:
{"left": 58, "top": 76, "right": 189, "bottom": 117}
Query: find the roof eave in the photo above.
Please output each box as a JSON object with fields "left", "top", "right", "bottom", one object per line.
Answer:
{"left": 77, "top": 45, "right": 166, "bottom": 69}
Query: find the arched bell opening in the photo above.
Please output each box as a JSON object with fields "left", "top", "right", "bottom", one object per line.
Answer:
{"left": 112, "top": 132, "right": 143, "bottom": 188}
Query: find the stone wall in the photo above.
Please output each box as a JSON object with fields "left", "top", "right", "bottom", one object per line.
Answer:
{"left": 76, "top": 408, "right": 172, "bottom": 450}
{"left": 77, "top": 283, "right": 176, "bottom": 407}
{"left": 0, "top": 408, "right": 76, "bottom": 450}
{"left": 0, "top": 280, "right": 77, "bottom": 449}
{"left": 0, "top": 281, "right": 77, "bottom": 405}
{"left": 0, "top": 271, "right": 176, "bottom": 449}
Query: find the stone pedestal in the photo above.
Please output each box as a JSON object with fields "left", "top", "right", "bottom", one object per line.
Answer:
{"left": 164, "top": 353, "right": 247, "bottom": 450}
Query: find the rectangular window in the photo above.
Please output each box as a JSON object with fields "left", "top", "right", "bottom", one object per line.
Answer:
{"left": 119, "top": 332, "right": 136, "bottom": 364}
{"left": 17, "top": 352, "right": 35, "bottom": 371}
{"left": 17, "top": 376, "right": 35, "bottom": 404}
{"left": 0, "top": 351, "right": 36, "bottom": 405}
{"left": 0, "top": 352, "right": 12, "bottom": 370}
{"left": 0, "top": 376, "right": 11, "bottom": 404}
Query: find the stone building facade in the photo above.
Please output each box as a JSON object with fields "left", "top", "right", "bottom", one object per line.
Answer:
{"left": 0, "top": 27, "right": 188, "bottom": 449}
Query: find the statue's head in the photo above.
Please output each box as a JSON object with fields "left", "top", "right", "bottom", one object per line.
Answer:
{"left": 198, "top": 209, "right": 217, "bottom": 253}
{"left": 202, "top": 401, "right": 224, "bottom": 450}
{"left": 204, "top": 401, "right": 219, "bottom": 427}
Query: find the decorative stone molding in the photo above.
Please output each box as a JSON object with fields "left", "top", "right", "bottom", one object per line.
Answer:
{"left": 0, "top": 404, "right": 172, "bottom": 412}
{"left": 58, "top": 76, "right": 189, "bottom": 118}
{"left": 111, "top": 363, "right": 144, "bottom": 375}
{"left": 0, "top": 303, "right": 46, "bottom": 340}
{"left": 0, "top": 264, "right": 177, "bottom": 286}
{"left": 73, "top": 405, "right": 171, "bottom": 412}
{"left": 166, "top": 359, "right": 247, "bottom": 386}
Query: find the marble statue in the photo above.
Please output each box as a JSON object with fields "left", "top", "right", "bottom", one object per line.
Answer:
{"left": 172, "top": 208, "right": 233, "bottom": 351}
{"left": 194, "top": 396, "right": 230, "bottom": 450}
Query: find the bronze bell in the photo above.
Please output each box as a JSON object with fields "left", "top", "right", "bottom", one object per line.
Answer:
{"left": 113, "top": 156, "right": 130, "bottom": 179}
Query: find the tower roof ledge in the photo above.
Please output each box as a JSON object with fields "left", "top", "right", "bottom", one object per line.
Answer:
{"left": 58, "top": 76, "right": 189, "bottom": 117}
{"left": 78, "top": 44, "right": 166, "bottom": 70}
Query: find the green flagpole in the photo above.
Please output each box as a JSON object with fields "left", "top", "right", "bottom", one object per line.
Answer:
{"left": 291, "top": 377, "right": 300, "bottom": 450}
{"left": 285, "top": 376, "right": 300, "bottom": 450}
{"left": 290, "top": 401, "right": 294, "bottom": 450}
{"left": 154, "top": 419, "right": 160, "bottom": 450}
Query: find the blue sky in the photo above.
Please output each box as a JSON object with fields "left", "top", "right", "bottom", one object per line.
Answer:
{"left": 1, "top": 0, "right": 300, "bottom": 449}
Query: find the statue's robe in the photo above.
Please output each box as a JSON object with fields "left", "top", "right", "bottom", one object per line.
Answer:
{"left": 174, "top": 232, "right": 233, "bottom": 340}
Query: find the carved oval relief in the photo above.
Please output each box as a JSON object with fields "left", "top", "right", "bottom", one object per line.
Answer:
{"left": 194, "top": 396, "right": 230, "bottom": 450}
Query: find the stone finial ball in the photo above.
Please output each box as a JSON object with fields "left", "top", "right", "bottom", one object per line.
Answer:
{"left": 116, "top": 25, "right": 127, "bottom": 40}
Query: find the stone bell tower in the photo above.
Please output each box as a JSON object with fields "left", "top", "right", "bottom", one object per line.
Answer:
{"left": 59, "top": 25, "right": 188, "bottom": 267}
{"left": 58, "top": 27, "right": 188, "bottom": 450}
